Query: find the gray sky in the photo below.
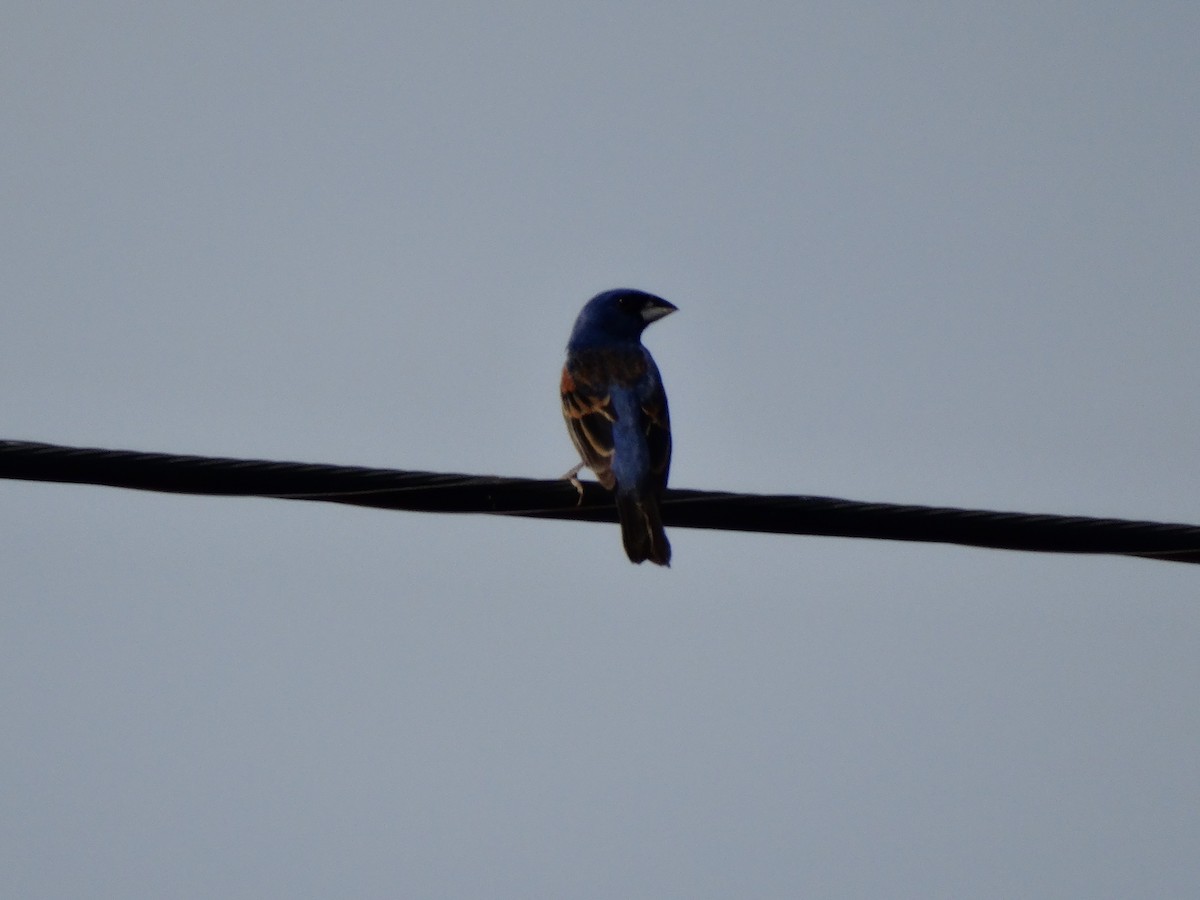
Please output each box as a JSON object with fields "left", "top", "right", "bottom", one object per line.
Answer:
{"left": 4, "top": 3, "right": 1199, "bottom": 897}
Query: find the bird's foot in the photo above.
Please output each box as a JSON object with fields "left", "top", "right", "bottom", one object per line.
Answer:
{"left": 560, "top": 462, "right": 585, "bottom": 505}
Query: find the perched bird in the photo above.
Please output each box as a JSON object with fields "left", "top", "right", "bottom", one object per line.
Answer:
{"left": 561, "top": 289, "right": 677, "bottom": 565}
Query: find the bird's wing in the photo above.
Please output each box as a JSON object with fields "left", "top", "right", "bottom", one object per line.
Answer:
{"left": 561, "top": 362, "right": 617, "bottom": 490}
{"left": 639, "top": 374, "right": 672, "bottom": 491}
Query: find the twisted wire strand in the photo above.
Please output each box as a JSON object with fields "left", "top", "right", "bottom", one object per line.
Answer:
{"left": 2, "top": 439, "right": 1198, "bottom": 563}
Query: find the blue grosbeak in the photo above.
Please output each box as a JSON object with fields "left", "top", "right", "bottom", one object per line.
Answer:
{"left": 561, "top": 289, "right": 677, "bottom": 565}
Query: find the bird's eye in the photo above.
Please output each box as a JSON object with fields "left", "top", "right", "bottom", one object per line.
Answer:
{"left": 617, "top": 295, "right": 642, "bottom": 314}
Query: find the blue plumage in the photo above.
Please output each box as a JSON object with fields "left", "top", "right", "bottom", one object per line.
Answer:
{"left": 561, "top": 289, "right": 676, "bottom": 565}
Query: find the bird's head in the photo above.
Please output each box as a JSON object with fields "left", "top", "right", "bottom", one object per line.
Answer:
{"left": 567, "top": 289, "right": 678, "bottom": 348}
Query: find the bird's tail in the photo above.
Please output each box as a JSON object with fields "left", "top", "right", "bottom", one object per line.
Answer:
{"left": 616, "top": 491, "right": 671, "bottom": 566}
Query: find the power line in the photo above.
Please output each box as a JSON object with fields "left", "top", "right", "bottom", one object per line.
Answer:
{"left": 2, "top": 438, "right": 1198, "bottom": 564}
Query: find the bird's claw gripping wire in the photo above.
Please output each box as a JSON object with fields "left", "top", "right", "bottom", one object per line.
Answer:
{"left": 560, "top": 462, "right": 585, "bottom": 505}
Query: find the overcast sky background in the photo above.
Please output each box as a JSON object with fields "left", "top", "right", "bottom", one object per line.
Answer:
{"left": 3, "top": 3, "right": 1199, "bottom": 897}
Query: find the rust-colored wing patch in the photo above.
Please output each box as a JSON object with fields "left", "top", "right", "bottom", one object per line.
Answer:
{"left": 561, "top": 364, "right": 617, "bottom": 489}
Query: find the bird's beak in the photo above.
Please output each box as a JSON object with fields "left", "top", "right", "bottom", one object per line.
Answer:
{"left": 641, "top": 297, "right": 678, "bottom": 324}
